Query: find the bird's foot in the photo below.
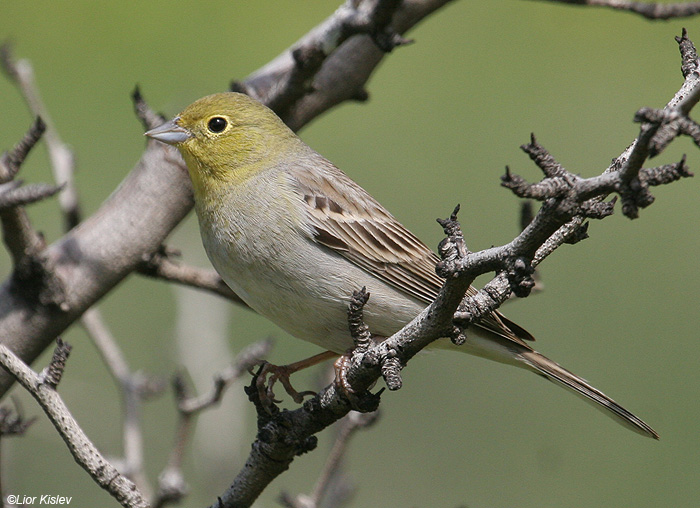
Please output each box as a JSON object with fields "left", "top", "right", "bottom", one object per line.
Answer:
{"left": 255, "top": 362, "right": 313, "bottom": 407}
{"left": 254, "top": 350, "right": 338, "bottom": 410}
{"left": 332, "top": 351, "right": 383, "bottom": 413}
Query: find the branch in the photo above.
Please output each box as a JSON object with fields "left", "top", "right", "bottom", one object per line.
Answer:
{"left": 507, "top": 28, "right": 700, "bottom": 266}
{"left": 1, "top": 43, "right": 80, "bottom": 230}
{"left": 153, "top": 341, "right": 271, "bottom": 508}
{"left": 0, "top": 116, "right": 45, "bottom": 183}
{"left": 132, "top": 86, "right": 166, "bottom": 132}
{"left": 0, "top": 118, "right": 48, "bottom": 264}
{"left": 137, "top": 246, "right": 247, "bottom": 306}
{"left": 0, "top": 340, "right": 149, "bottom": 508}
{"left": 81, "top": 308, "right": 165, "bottom": 500}
{"left": 534, "top": 0, "right": 700, "bottom": 19}
{"left": 0, "top": 181, "right": 62, "bottom": 210}
{"left": 244, "top": 0, "right": 452, "bottom": 130}
{"left": 0, "top": 118, "right": 66, "bottom": 310}
{"left": 237, "top": 0, "right": 412, "bottom": 122}
{"left": 0, "top": 0, "right": 453, "bottom": 398}
{"left": 280, "top": 411, "right": 379, "bottom": 508}
{"left": 214, "top": 28, "right": 699, "bottom": 505}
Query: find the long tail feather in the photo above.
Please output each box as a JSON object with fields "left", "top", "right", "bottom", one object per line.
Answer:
{"left": 520, "top": 350, "right": 659, "bottom": 439}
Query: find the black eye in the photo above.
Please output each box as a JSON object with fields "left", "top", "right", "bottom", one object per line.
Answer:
{"left": 207, "top": 117, "right": 227, "bottom": 133}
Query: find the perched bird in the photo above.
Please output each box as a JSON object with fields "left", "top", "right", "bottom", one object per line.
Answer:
{"left": 146, "top": 92, "right": 658, "bottom": 438}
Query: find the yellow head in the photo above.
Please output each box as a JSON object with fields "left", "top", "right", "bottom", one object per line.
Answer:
{"left": 145, "top": 92, "right": 300, "bottom": 196}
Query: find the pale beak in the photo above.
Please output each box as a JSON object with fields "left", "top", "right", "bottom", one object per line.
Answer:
{"left": 145, "top": 118, "right": 192, "bottom": 145}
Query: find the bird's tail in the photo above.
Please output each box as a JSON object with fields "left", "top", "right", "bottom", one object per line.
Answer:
{"left": 519, "top": 350, "right": 659, "bottom": 439}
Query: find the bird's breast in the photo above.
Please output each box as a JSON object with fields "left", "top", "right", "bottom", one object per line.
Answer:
{"left": 193, "top": 176, "right": 426, "bottom": 352}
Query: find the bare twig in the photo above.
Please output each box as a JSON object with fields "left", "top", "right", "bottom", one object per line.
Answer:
{"left": 214, "top": 28, "right": 699, "bottom": 507}
{"left": 0, "top": 118, "right": 47, "bottom": 266}
{"left": 81, "top": 308, "right": 165, "bottom": 499}
{"left": 456, "top": 32, "right": 698, "bottom": 321}
{"left": 0, "top": 118, "right": 67, "bottom": 312}
{"left": 0, "top": 181, "right": 62, "bottom": 210}
{"left": 0, "top": 116, "right": 45, "bottom": 184}
{"left": 280, "top": 411, "right": 379, "bottom": 508}
{"left": 152, "top": 340, "right": 271, "bottom": 508}
{"left": 533, "top": 0, "right": 700, "bottom": 19}
{"left": 0, "top": 0, "right": 453, "bottom": 400}
{"left": 177, "top": 340, "right": 271, "bottom": 415}
{"left": 0, "top": 341, "right": 149, "bottom": 508}
{"left": 39, "top": 338, "right": 72, "bottom": 388}
{"left": 1, "top": 43, "right": 80, "bottom": 229}
{"left": 138, "top": 247, "right": 247, "bottom": 306}
{"left": 504, "top": 29, "right": 700, "bottom": 269}
{"left": 240, "top": 0, "right": 411, "bottom": 121}
{"left": 132, "top": 86, "right": 166, "bottom": 132}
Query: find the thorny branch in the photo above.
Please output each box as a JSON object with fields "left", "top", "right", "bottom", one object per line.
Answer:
{"left": 0, "top": 116, "right": 45, "bottom": 183}
{"left": 0, "top": 117, "right": 65, "bottom": 310}
{"left": 138, "top": 245, "right": 247, "bottom": 306}
{"left": 0, "top": 118, "right": 48, "bottom": 264}
{"left": 235, "top": 0, "right": 411, "bottom": 123}
{"left": 213, "top": 28, "right": 699, "bottom": 507}
{"left": 153, "top": 340, "right": 271, "bottom": 508}
{"left": 280, "top": 411, "right": 380, "bottom": 508}
{"left": 0, "top": 0, "right": 458, "bottom": 401}
{"left": 1, "top": 43, "right": 80, "bottom": 230}
{"left": 0, "top": 2, "right": 698, "bottom": 508}
{"left": 0, "top": 181, "right": 62, "bottom": 211}
{"left": 0, "top": 340, "right": 149, "bottom": 508}
{"left": 536, "top": 0, "right": 700, "bottom": 19}
{"left": 81, "top": 309, "right": 166, "bottom": 501}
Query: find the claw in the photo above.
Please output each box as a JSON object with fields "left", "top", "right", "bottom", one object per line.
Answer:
{"left": 255, "top": 362, "right": 312, "bottom": 408}
{"left": 252, "top": 351, "right": 339, "bottom": 410}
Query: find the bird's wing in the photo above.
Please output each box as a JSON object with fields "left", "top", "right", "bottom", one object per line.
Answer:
{"left": 288, "top": 155, "right": 534, "bottom": 345}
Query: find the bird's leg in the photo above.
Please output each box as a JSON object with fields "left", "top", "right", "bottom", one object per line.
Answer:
{"left": 256, "top": 350, "right": 338, "bottom": 406}
{"left": 333, "top": 352, "right": 355, "bottom": 397}
{"left": 334, "top": 287, "right": 376, "bottom": 400}
{"left": 332, "top": 338, "right": 383, "bottom": 401}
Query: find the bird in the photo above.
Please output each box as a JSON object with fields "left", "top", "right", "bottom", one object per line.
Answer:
{"left": 145, "top": 92, "right": 658, "bottom": 439}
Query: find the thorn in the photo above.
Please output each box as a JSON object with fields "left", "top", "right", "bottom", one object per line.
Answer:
{"left": 131, "top": 84, "right": 142, "bottom": 104}
{"left": 229, "top": 80, "right": 247, "bottom": 93}
{"left": 351, "top": 88, "right": 370, "bottom": 102}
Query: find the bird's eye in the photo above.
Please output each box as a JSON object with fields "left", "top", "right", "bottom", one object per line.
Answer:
{"left": 207, "top": 117, "right": 228, "bottom": 133}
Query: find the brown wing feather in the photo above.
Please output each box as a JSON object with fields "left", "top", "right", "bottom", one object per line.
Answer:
{"left": 288, "top": 154, "right": 534, "bottom": 346}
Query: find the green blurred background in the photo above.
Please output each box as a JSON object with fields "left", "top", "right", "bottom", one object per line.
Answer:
{"left": 1, "top": 1, "right": 698, "bottom": 507}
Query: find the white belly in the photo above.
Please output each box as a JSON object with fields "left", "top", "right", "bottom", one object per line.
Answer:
{"left": 197, "top": 198, "right": 425, "bottom": 353}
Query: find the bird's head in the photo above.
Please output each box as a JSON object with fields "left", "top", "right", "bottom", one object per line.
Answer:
{"left": 146, "top": 92, "right": 299, "bottom": 193}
